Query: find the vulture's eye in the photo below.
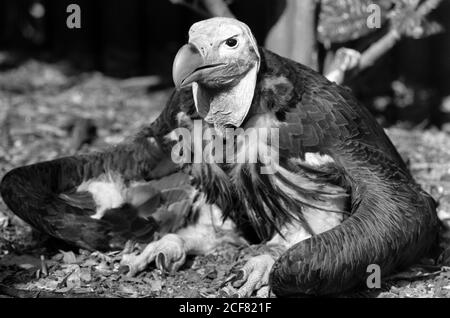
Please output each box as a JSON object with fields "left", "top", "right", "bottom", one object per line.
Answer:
{"left": 225, "top": 38, "right": 238, "bottom": 48}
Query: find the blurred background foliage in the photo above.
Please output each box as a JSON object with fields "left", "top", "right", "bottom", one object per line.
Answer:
{"left": 0, "top": 0, "right": 449, "bottom": 128}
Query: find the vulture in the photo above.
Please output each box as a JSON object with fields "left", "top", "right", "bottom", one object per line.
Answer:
{"left": 0, "top": 17, "right": 439, "bottom": 297}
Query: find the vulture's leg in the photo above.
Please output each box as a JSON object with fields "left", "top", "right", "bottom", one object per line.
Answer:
{"left": 229, "top": 207, "right": 344, "bottom": 297}
{"left": 121, "top": 233, "right": 187, "bottom": 275}
{"left": 121, "top": 203, "right": 246, "bottom": 276}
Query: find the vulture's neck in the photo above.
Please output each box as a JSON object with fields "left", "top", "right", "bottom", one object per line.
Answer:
{"left": 192, "top": 65, "right": 258, "bottom": 135}
{"left": 245, "top": 48, "right": 303, "bottom": 122}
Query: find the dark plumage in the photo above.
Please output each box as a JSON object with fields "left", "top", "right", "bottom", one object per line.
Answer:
{"left": 0, "top": 128, "right": 194, "bottom": 251}
{"left": 185, "top": 47, "right": 439, "bottom": 295}
{"left": 0, "top": 17, "right": 439, "bottom": 296}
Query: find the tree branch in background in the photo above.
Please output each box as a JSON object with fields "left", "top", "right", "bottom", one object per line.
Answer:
{"left": 265, "top": 0, "right": 319, "bottom": 70}
{"left": 359, "top": 0, "right": 443, "bottom": 71}
{"left": 416, "top": 0, "right": 443, "bottom": 16}
{"left": 326, "top": 0, "right": 444, "bottom": 84}
{"left": 358, "top": 29, "right": 401, "bottom": 70}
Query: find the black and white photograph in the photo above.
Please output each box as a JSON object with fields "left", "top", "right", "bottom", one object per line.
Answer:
{"left": 0, "top": 0, "right": 449, "bottom": 303}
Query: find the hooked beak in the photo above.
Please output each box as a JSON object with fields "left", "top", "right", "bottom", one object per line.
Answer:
{"left": 172, "top": 43, "right": 225, "bottom": 89}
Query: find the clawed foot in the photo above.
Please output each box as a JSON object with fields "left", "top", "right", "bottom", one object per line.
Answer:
{"left": 120, "top": 234, "right": 186, "bottom": 276}
{"left": 223, "top": 254, "right": 275, "bottom": 297}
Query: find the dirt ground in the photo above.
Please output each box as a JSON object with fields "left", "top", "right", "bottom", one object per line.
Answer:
{"left": 0, "top": 60, "right": 449, "bottom": 298}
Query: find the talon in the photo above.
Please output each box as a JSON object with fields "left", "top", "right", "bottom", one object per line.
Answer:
{"left": 156, "top": 253, "right": 167, "bottom": 273}
{"left": 234, "top": 254, "right": 275, "bottom": 297}
{"left": 234, "top": 270, "right": 244, "bottom": 282}
{"left": 232, "top": 270, "right": 247, "bottom": 288}
{"left": 118, "top": 265, "right": 130, "bottom": 275}
{"left": 221, "top": 270, "right": 244, "bottom": 288}
{"left": 119, "top": 234, "right": 186, "bottom": 277}
{"left": 220, "top": 274, "right": 236, "bottom": 288}
{"left": 231, "top": 270, "right": 245, "bottom": 286}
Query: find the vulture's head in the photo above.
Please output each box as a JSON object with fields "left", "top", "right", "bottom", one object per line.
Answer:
{"left": 172, "top": 18, "right": 260, "bottom": 132}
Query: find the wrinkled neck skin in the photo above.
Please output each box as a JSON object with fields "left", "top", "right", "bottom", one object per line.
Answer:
{"left": 192, "top": 48, "right": 301, "bottom": 135}
{"left": 193, "top": 65, "right": 258, "bottom": 135}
